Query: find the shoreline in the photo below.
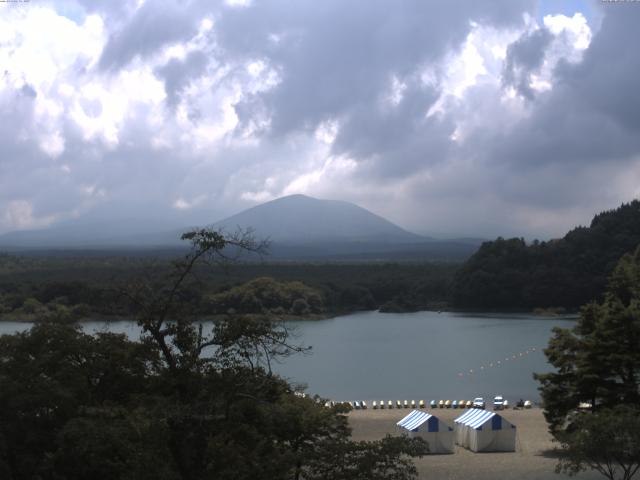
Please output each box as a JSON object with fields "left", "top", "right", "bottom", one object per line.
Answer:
{"left": 0, "top": 307, "right": 580, "bottom": 324}
{"left": 348, "top": 407, "right": 599, "bottom": 480}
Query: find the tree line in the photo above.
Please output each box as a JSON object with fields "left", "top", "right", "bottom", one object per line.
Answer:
{"left": 0, "top": 255, "right": 458, "bottom": 322}
{"left": 452, "top": 200, "right": 640, "bottom": 310}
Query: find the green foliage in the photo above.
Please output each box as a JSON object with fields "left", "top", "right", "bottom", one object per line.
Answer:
{"left": 336, "top": 284, "right": 377, "bottom": 311}
{"left": 0, "top": 323, "right": 160, "bottom": 479}
{"left": 555, "top": 406, "right": 640, "bottom": 480}
{"left": 453, "top": 200, "right": 640, "bottom": 309}
{"left": 303, "top": 435, "right": 428, "bottom": 480}
{"left": 207, "top": 277, "right": 325, "bottom": 315}
{"left": 52, "top": 412, "right": 179, "bottom": 480}
{"left": 20, "top": 297, "right": 43, "bottom": 314}
{"left": 0, "top": 254, "right": 458, "bottom": 321}
{"left": 535, "top": 246, "right": 640, "bottom": 432}
{"left": 0, "top": 228, "right": 427, "bottom": 479}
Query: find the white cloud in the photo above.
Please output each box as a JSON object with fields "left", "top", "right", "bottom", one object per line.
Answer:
{"left": 544, "top": 13, "right": 591, "bottom": 51}
{"left": 283, "top": 156, "right": 357, "bottom": 197}
{"left": 225, "top": 0, "right": 252, "bottom": 7}
{"left": 240, "top": 190, "right": 275, "bottom": 203}
{"left": 314, "top": 120, "right": 339, "bottom": 145}
{"left": 386, "top": 75, "right": 408, "bottom": 107}
{"left": 173, "top": 194, "right": 207, "bottom": 210}
{"left": 39, "top": 131, "right": 65, "bottom": 158}
{"left": 427, "top": 23, "right": 522, "bottom": 118}
{"left": 2, "top": 200, "right": 57, "bottom": 231}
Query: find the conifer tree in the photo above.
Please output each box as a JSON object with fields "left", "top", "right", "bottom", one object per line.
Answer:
{"left": 536, "top": 245, "right": 640, "bottom": 432}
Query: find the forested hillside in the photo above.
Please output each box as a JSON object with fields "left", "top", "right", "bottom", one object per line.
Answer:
{"left": 452, "top": 201, "right": 640, "bottom": 309}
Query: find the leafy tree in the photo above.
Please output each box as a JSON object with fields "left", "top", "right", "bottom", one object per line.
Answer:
{"left": 555, "top": 407, "right": 640, "bottom": 480}
{"left": 535, "top": 246, "right": 640, "bottom": 432}
{"left": 20, "top": 297, "right": 43, "bottom": 315}
{"left": 0, "top": 228, "right": 428, "bottom": 480}
{"left": 207, "top": 277, "right": 325, "bottom": 316}
{"left": 52, "top": 411, "right": 178, "bottom": 480}
{"left": 0, "top": 323, "right": 160, "bottom": 479}
{"left": 304, "top": 435, "right": 428, "bottom": 480}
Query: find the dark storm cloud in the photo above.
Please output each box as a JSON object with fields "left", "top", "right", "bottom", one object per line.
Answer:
{"left": 72, "top": 0, "right": 134, "bottom": 21}
{"left": 492, "top": 4, "right": 640, "bottom": 175}
{"left": 98, "top": 0, "right": 201, "bottom": 71}
{"left": 431, "top": 2, "right": 640, "bottom": 232}
{"left": 341, "top": 4, "right": 640, "bottom": 238}
{"left": 205, "top": 0, "right": 536, "bottom": 188}
{"left": 19, "top": 83, "right": 37, "bottom": 98}
{"left": 502, "top": 28, "right": 553, "bottom": 99}
{"left": 219, "top": 0, "right": 534, "bottom": 139}
{"left": 331, "top": 82, "right": 456, "bottom": 179}
{"left": 560, "top": 4, "right": 640, "bottom": 132}
{"left": 155, "top": 50, "right": 210, "bottom": 108}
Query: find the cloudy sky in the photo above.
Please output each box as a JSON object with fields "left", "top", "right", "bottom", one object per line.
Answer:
{"left": 1, "top": 0, "right": 639, "bottom": 239}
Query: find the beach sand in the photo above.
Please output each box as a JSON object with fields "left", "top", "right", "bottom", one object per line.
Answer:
{"left": 348, "top": 407, "right": 601, "bottom": 480}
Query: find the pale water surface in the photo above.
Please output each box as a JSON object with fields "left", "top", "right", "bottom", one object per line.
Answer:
{"left": 0, "top": 311, "right": 575, "bottom": 403}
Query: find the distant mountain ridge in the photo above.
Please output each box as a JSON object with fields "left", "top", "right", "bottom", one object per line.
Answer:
{"left": 211, "top": 194, "right": 425, "bottom": 243}
{"left": 0, "top": 194, "right": 481, "bottom": 260}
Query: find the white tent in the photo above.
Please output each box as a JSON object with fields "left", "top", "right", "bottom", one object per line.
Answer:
{"left": 396, "top": 410, "right": 454, "bottom": 454}
{"left": 454, "top": 409, "right": 516, "bottom": 452}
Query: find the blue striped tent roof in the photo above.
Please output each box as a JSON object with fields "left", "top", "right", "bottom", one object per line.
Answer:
{"left": 396, "top": 410, "right": 433, "bottom": 431}
{"left": 454, "top": 409, "right": 505, "bottom": 430}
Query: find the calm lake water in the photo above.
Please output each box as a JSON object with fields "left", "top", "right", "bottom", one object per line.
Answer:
{"left": 0, "top": 311, "right": 575, "bottom": 403}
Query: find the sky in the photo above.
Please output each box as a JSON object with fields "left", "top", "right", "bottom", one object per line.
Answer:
{"left": 0, "top": 0, "right": 639, "bottom": 239}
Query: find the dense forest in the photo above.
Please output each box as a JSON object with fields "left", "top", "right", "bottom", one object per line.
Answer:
{"left": 452, "top": 201, "right": 640, "bottom": 310}
{"left": 0, "top": 254, "right": 457, "bottom": 322}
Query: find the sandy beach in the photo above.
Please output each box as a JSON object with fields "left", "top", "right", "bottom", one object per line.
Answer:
{"left": 348, "top": 407, "right": 601, "bottom": 480}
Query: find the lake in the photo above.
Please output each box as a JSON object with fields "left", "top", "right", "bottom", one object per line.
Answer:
{"left": 0, "top": 311, "right": 575, "bottom": 403}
